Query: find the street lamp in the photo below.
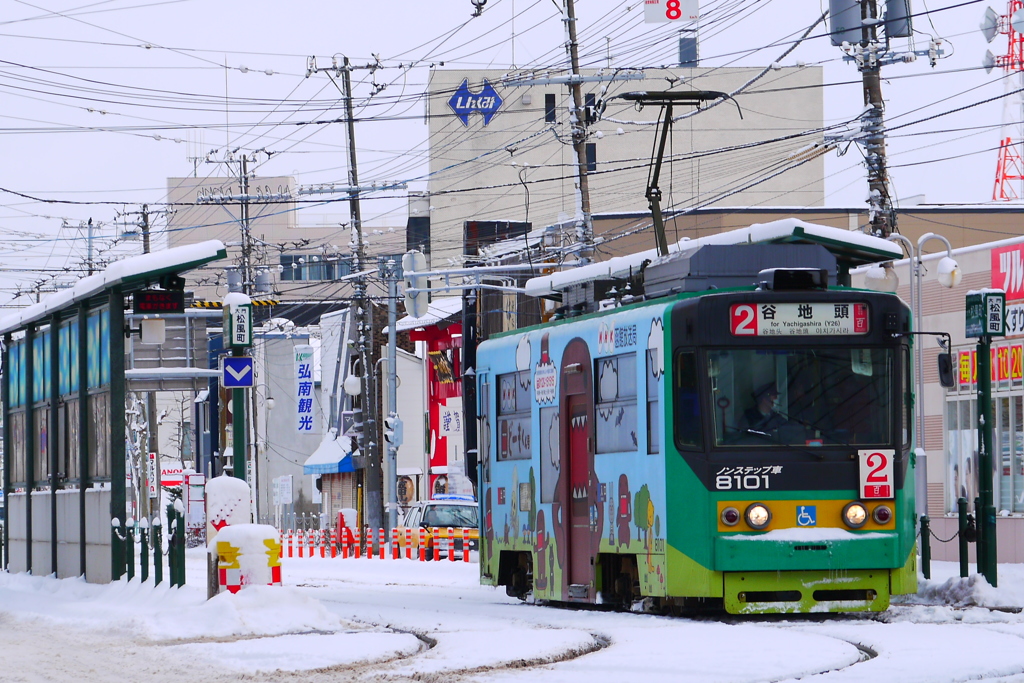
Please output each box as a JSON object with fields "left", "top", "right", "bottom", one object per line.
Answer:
{"left": 880, "top": 232, "right": 962, "bottom": 517}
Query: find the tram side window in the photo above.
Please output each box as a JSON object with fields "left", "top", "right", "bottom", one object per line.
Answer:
{"left": 647, "top": 348, "right": 660, "bottom": 454}
{"left": 595, "top": 353, "right": 638, "bottom": 453}
{"left": 497, "top": 371, "right": 532, "bottom": 460}
{"left": 674, "top": 350, "right": 702, "bottom": 449}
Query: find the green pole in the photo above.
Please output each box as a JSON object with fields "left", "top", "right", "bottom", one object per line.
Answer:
{"left": 153, "top": 517, "right": 162, "bottom": 586}
{"left": 920, "top": 516, "right": 931, "bottom": 580}
{"left": 140, "top": 521, "right": 149, "bottom": 583}
{"left": 176, "top": 507, "right": 186, "bottom": 586}
{"left": 232, "top": 383, "right": 246, "bottom": 482}
{"left": 976, "top": 336, "right": 998, "bottom": 587}
{"left": 125, "top": 523, "right": 134, "bottom": 581}
{"left": 957, "top": 497, "right": 969, "bottom": 578}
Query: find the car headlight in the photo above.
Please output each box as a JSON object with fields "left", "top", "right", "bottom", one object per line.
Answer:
{"left": 744, "top": 503, "right": 771, "bottom": 530}
{"left": 843, "top": 501, "right": 868, "bottom": 529}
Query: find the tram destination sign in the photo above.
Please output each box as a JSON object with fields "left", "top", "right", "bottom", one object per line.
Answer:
{"left": 729, "top": 303, "right": 869, "bottom": 337}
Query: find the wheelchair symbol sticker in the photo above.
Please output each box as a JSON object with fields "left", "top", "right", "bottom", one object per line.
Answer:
{"left": 797, "top": 506, "right": 817, "bottom": 527}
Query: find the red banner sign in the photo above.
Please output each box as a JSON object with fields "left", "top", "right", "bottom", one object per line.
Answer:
{"left": 992, "top": 244, "right": 1024, "bottom": 302}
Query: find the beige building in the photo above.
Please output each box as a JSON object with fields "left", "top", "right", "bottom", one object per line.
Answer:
{"left": 426, "top": 67, "right": 825, "bottom": 264}
{"left": 165, "top": 176, "right": 406, "bottom": 302}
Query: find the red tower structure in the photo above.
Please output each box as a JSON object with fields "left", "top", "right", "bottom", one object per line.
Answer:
{"left": 989, "top": 1, "right": 1024, "bottom": 200}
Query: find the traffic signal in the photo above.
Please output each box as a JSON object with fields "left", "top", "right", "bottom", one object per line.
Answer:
{"left": 402, "top": 250, "right": 427, "bottom": 318}
{"left": 384, "top": 416, "right": 404, "bottom": 448}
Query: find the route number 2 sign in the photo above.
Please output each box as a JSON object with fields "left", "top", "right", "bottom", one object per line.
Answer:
{"left": 644, "top": 0, "right": 698, "bottom": 23}
{"left": 859, "top": 449, "right": 895, "bottom": 499}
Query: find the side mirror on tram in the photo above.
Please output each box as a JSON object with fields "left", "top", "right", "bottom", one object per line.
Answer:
{"left": 937, "top": 352, "right": 955, "bottom": 389}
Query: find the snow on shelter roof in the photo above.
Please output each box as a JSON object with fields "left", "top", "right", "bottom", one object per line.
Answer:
{"left": 0, "top": 240, "right": 227, "bottom": 335}
{"left": 395, "top": 296, "right": 463, "bottom": 332}
{"left": 524, "top": 219, "right": 903, "bottom": 297}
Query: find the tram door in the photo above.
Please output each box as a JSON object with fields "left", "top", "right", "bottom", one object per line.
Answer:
{"left": 567, "top": 395, "right": 593, "bottom": 593}
{"left": 558, "top": 337, "right": 597, "bottom": 600}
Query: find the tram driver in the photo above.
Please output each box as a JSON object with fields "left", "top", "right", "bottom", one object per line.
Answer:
{"left": 738, "top": 382, "right": 786, "bottom": 434}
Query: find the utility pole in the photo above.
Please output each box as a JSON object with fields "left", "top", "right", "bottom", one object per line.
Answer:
{"left": 832, "top": 0, "right": 943, "bottom": 236}
{"left": 858, "top": 0, "right": 894, "bottom": 238}
{"left": 340, "top": 56, "right": 381, "bottom": 531}
{"left": 563, "top": 0, "right": 595, "bottom": 260}
{"left": 303, "top": 54, "right": 387, "bottom": 529}
{"left": 141, "top": 204, "right": 151, "bottom": 255}
{"left": 385, "top": 262, "right": 399, "bottom": 532}
{"left": 240, "top": 156, "right": 253, "bottom": 293}
{"left": 142, "top": 205, "right": 159, "bottom": 528}
{"left": 87, "top": 219, "right": 96, "bottom": 275}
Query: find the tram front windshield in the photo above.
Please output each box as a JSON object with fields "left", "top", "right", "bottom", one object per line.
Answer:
{"left": 708, "top": 347, "right": 894, "bottom": 448}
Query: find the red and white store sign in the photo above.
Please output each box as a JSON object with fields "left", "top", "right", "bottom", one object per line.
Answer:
{"left": 956, "top": 344, "right": 1024, "bottom": 386}
{"left": 729, "top": 303, "right": 868, "bottom": 337}
{"left": 161, "top": 467, "right": 184, "bottom": 487}
{"left": 993, "top": 244, "right": 1024, "bottom": 301}
{"left": 992, "top": 245, "right": 1024, "bottom": 336}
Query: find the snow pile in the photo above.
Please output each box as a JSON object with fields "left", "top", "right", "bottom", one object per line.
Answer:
{"left": 915, "top": 572, "right": 1024, "bottom": 610}
{"left": 205, "top": 475, "right": 251, "bottom": 537}
{"left": 145, "top": 584, "right": 351, "bottom": 641}
{"left": 0, "top": 560, "right": 350, "bottom": 642}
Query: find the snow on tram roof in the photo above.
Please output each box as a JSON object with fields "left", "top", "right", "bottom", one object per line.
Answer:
{"left": 524, "top": 219, "right": 902, "bottom": 297}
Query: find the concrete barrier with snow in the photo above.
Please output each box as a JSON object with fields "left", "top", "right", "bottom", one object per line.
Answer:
{"left": 213, "top": 523, "right": 282, "bottom": 593}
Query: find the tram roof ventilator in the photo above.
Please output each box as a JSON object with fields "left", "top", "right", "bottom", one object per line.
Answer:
{"left": 554, "top": 244, "right": 837, "bottom": 316}
{"left": 524, "top": 219, "right": 903, "bottom": 317}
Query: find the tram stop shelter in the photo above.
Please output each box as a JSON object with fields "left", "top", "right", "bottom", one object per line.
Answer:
{"left": 0, "top": 240, "right": 227, "bottom": 583}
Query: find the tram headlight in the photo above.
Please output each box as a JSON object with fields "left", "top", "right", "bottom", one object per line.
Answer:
{"left": 721, "top": 507, "right": 741, "bottom": 526}
{"left": 744, "top": 503, "right": 772, "bottom": 530}
{"left": 872, "top": 504, "right": 893, "bottom": 525}
{"left": 843, "top": 502, "right": 868, "bottom": 529}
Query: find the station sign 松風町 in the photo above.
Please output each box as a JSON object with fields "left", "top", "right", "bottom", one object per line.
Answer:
{"left": 966, "top": 290, "right": 1005, "bottom": 338}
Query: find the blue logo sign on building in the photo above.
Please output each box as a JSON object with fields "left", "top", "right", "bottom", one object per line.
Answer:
{"left": 796, "top": 505, "right": 817, "bottom": 527}
{"left": 221, "top": 356, "right": 255, "bottom": 388}
{"left": 448, "top": 79, "right": 503, "bottom": 126}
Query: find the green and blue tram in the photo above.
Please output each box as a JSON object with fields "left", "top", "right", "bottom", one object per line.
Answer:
{"left": 475, "top": 237, "right": 917, "bottom": 614}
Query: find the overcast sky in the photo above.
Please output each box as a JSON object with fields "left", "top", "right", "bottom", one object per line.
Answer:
{"left": 0, "top": 0, "right": 1008, "bottom": 304}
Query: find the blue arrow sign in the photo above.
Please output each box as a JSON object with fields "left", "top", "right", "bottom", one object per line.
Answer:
{"left": 448, "top": 79, "right": 503, "bottom": 126}
{"left": 221, "top": 356, "right": 255, "bottom": 388}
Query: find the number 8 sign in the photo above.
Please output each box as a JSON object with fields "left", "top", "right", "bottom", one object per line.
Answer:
{"left": 859, "top": 449, "right": 895, "bottom": 499}
{"left": 644, "top": 0, "right": 699, "bottom": 23}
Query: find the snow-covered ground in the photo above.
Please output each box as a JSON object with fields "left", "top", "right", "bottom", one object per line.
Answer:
{"left": 2, "top": 552, "right": 1024, "bottom": 682}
